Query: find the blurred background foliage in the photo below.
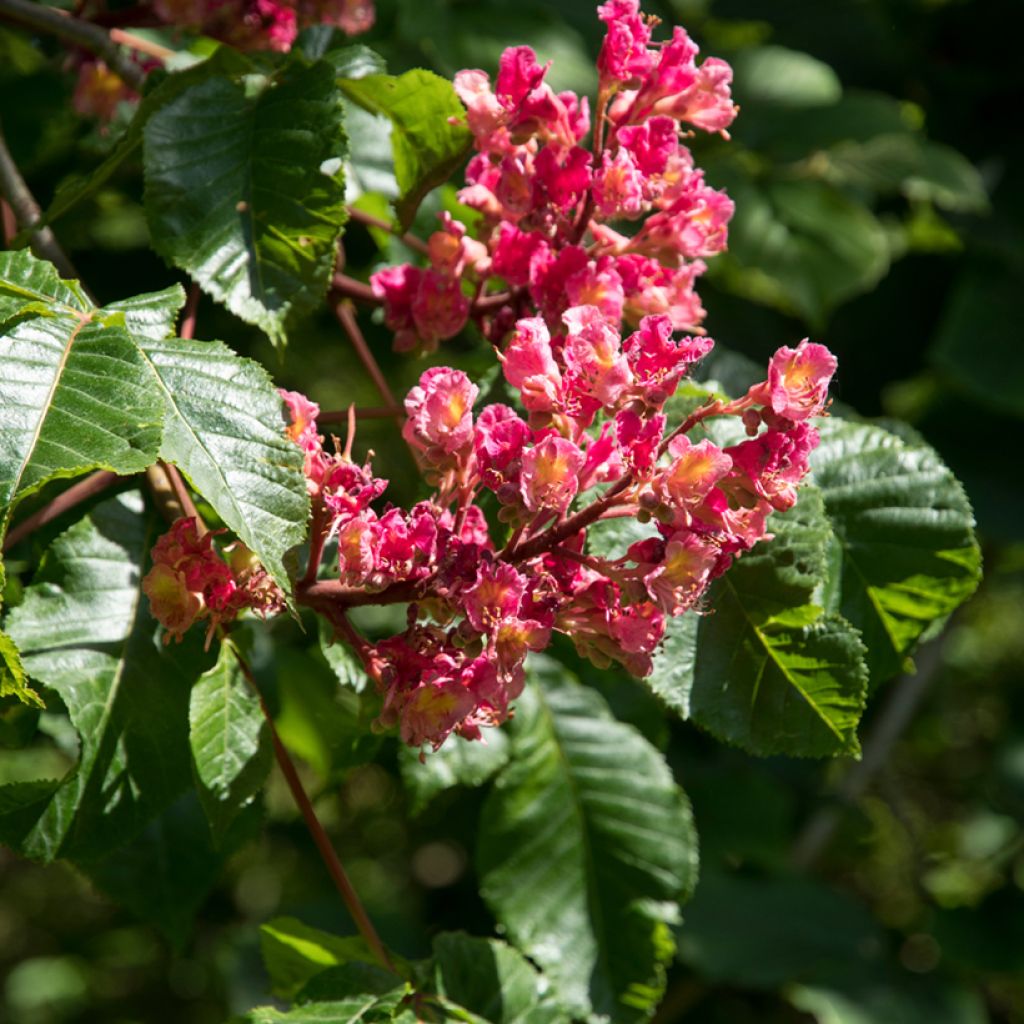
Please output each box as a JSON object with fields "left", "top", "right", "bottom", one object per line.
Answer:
{"left": 1, "top": 0, "right": 1023, "bottom": 1021}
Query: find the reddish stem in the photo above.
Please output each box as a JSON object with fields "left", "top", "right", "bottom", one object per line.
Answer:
{"left": 332, "top": 273, "right": 380, "bottom": 306}
{"left": 179, "top": 282, "right": 200, "bottom": 340}
{"left": 1, "top": 198, "right": 15, "bottom": 246}
{"left": 2, "top": 471, "right": 118, "bottom": 552}
{"left": 230, "top": 645, "right": 396, "bottom": 975}
{"left": 346, "top": 205, "right": 430, "bottom": 256}
{"left": 330, "top": 295, "right": 403, "bottom": 418}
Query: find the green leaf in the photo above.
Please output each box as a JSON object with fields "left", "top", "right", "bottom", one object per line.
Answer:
{"left": 815, "top": 134, "right": 988, "bottom": 213}
{"left": 810, "top": 418, "right": 982, "bottom": 683}
{"left": 231, "top": 996, "right": 406, "bottom": 1024}
{"left": 432, "top": 932, "right": 561, "bottom": 1024}
{"left": 325, "top": 45, "right": 387, "bottom": 79}
{"left": 81, "top": 791, "right": 261, "bottom": 948}
{"left": 260, "top": 916, "right": 376, "bottom": 1000}
{"left": 676, "top": 871, "right": 882, "bottom": 989}
{"left": 17, "top": 49, "right": 254, "bottom": 243}
{"left": 648, "top": 489, "right": 869, "bottom": 757}
{"left": 136, "top": 335, "right": 309, "bottom": 594}
{"left": 143, "top": 55, "right": 348, "bottom": 346}
{"left": 0, "top": 251, "right": 164, "bottom": 523}
{"left": 710, "top": 174, "right": 890, "bottom": 327}
{"left": 0, "top": 248, "right": 309, "bottom": 594}
{"left": 319, "top": 618, "right": 369, "bottom": 693}
{"left": 3, "top": 492, "right": 207, "bottom": 860}
{"left": 789, "top": 974, "right": 988, "bottom": 1024}
{"left": 276, "top": 645, "right": 380, "bottom": 782}
{"left": 733, "top": 46, "right": 842, "bottom": 107}
{"left": 477, "top": 660, "right": 697, "bottom": 1021}
{"left": 399, "top": 732, "right": 509, "bottom": 816}
{"left": 101, "top": 284, "right": 186, "bottom": 341}
{"left": 931, "top": 260, "right": 1024, "bottom": 418}
{"left": 189, "top": 640, "right": 270, "bottom": 842}
{"left": 339, "top": 70, "right": 471, "bottom": 229}
{"left": 0, "top": 629, "right": 43, "bottom": 709}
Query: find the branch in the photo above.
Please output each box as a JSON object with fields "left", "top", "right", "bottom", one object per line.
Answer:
{"left": 330, "top": 294, "right": 403, "bottom": 418}
{"left": 790, "top": 635, "right": 948, "bottom": 869}
{"left": 179, "top": 281, "right": 200, "bottom": 340}
{"left": 230, "top": 644, "right": 397, "bottom": 975}
{"left": 0, "top": 118, "right": 82, "bottom": 283}
{"left": 2, "top": 471, "right": 118, "bottom": 553}
{"left": 0, "top": 0, "right": 147, "bottom": 90}
{"left": 346, "top": 205, "right": 429, "bottom": 256}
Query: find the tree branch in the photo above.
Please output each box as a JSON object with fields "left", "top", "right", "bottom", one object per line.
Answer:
{"left": 2, "top": 471, "right": 118, "bottom": 553}
{"left": 230, "top": 644, "right": 397, "bottom": 975}
{"left": 0, "top": 118, "right": 82, "bottom": 283}
{"left": 346, "top": 205, "right": 429, "bottom": 256}
{"left": 0, "top": 0, "right": 147, "bottom": 91}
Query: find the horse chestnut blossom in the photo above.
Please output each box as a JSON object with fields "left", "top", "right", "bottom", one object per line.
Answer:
{"left": 273, "top": 315, "right": 836, "bottom": 751}
{"left": 369, "top": 0, "right": 737, "bottom": 353}
{"left": 142, "top": 1, "right": 839, "bottom": 755}
{"left": 143, "top": 518, "right": 285, "bottom": 646}
{"left": 152, "top": 0, "right": 374, "bottom": 52}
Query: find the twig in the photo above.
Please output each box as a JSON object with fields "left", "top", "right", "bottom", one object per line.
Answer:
{"left": 330, "top": 296, "right": 402, "bottom": 417}
{"left": 790, "top": 635, "right": 948, "bottom": 869}
{"left": 108, "top": 26, "right": 173, "bottom": 62}
{"left": 346, "top": 205, "right": 429, "bottom": 256}
{"left": 230, "top": 643, "right": 396, "bottom": 975}
{"left": 1, "top": 198, "right": 15, "bottom": 246}
{"left": 0, "top": 118, "right": 82, "bottom": 283}
{"left": 2, "top": 471, "right": 118, "bottom": 552}
{"left": 0, "top": 0, "right": 146, "bottom": 91}
{"left": 332, "top": 273, "right": 380, "bottom": 306}
{"left": 179, "top": 281, "right": 200, "bottom": 340}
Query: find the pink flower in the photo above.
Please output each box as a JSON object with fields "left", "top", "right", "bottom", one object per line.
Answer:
{"left": 564, "top": 257, "right": 625, "bottom": 324}
{"left": 500, "top": 318, "right": 563, "bottom": 414}
{"left": 491, "top": 224, "right": 550, "bottom": 287}
{"left": 624, "top": 315, "right": 714, "bottom": 404}
{"left": 496, "top": 46, "right": 550, "bottom": 111}
{"left": 654, "top": 436, "right": 733, "bottom": 510}
{"left": 643, "top": 530, "right": 719, "bottom": 614}
{"left": 409, "top": 270, "right": 470, "bottom": 351}
{"left": 597, "top": 0, "right": 654, "bottom": 84}
{"left": 532, "top": 146, "right": 593, "bottom": 213}
{"left": 765, "top": 340, "right": 837, "bottom": 421}
{"left": 616, "top": 117, "right": 678, "bottom": 177}
{"left": 655, "top": 57, "right": 738, "bottom": 135}
{"left": 562, "top": 305, "right": 633, "bottom": 407}
{"left": 464, "top": 562, "right": 527, "bottom": 632}
{"left": 474, "top": 404, "right": 531, "bottom": 492}
{"left": 727, "top": 423, "right": 820, "bottom": 512}
{"left": 592, "top": 148, "right": 647, "bottom": 220}
{"left": 404, "top": 367, "right": 479, "bottom": 459}
{"left": 617, "top": 254, "right": 707, "bottom": 331}
{"left": 520, "top": 435, "right": 585, "bottom": 514}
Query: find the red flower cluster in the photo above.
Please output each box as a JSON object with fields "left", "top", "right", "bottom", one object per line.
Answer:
{"left": 370, "top": 0, "right": 736, "bottom": 353}
{"left": 280, "top": 323, "right": 836, "bottom": 750}
{"left": 143, "top": 517, "right": 285, "bottom": 646}
{"left": 152, "top": 0, "right": 374, "bottom": 51}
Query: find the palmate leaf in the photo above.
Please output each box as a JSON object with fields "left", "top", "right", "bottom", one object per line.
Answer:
{"left": 3, "top": 492, "right": 208, "bottom": 861}
{"left": 189, "top": 640, "right": 270, "bottom": 843}
{"left": 810, "top": 419, "right": 982, "bottom": 683}
{"left": 339, "top": 69, "right": 471, "bottom": 229}
{"left": 143, "top": 54, "right": 348, "bottom": 347}
{"left": 0, "top": 252, "right": 164, "bottom": 524}
{"left": 0, "top": 251, "right": 309, "bottom": 595}
{"left": 478, "top": 661, "right": 698, "bottom": 1022}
